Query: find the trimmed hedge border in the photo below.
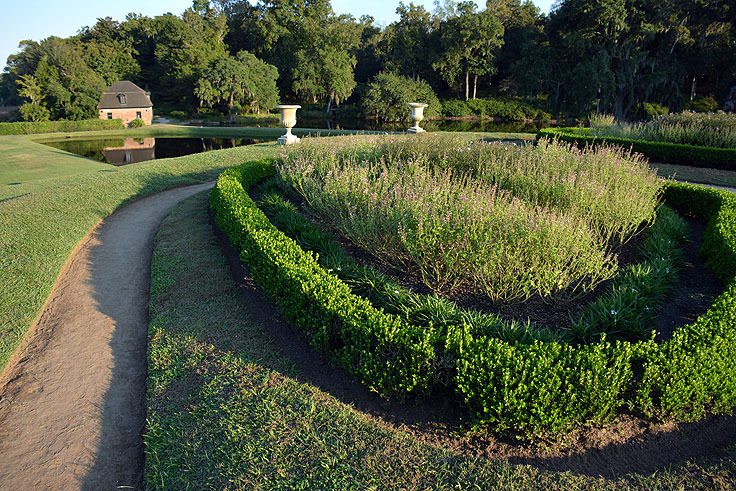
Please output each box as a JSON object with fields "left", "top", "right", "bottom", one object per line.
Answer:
{"left": 211, "top": 160, "right": 736, "bottom": 434}
{"left": 0, "top": 118, "right": 124, "bottom": 135}
{"left": 538, "top": 127, "right": 736, "bottom": 170}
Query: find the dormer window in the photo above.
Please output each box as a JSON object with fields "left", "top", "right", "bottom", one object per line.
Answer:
{"left": 117, "top": 94, "right": 127, "bottom": 104}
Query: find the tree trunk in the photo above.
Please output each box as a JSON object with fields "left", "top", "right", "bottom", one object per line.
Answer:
{"left": 473, "top": 74, "right": 478, "bottom": 100}
{"left": 228, "top": 93, "right": 234, "bottom": 123}
{"left": 690, "top": 76, "right": 696, "bottom": 101}
{"left": 326, "top": 93, "right": 333, "bottom": 115}
{"left": 465, "top": 70, "right": 469, "bottom": 101}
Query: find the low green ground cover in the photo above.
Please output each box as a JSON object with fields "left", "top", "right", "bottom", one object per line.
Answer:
{"left": 149, "top": 190, "right": 736, "bottom": 489}
{"left": 211, "top": 137, "right": 736, "bottom": 434}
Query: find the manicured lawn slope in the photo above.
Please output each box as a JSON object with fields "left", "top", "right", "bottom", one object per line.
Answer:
{"left": 0, "top": 135, "right": 110, "bottom": 185}
{"left": 146, "top": 191, "right": 736, "bottom": 489}
{"left": 0, "top": 135, "right": 280, "bottom": 374}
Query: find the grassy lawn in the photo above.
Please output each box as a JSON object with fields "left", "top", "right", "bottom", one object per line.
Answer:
{"left": 0, "top": 134, "right": 110, "bottom": 185}
{"left": 146, "top": 190, "right": 736, "bottom": 490}
{"left": 2, "top": 127, "right": 735, "bottom": 487}
{"left": 652, "top": 161, "right": 736, "bottom": 188}
{"left": 0, "top": 131, "right": 283, "bottom": 374}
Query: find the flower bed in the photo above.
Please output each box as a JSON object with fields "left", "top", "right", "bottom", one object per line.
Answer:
{"left": 210, "top": 148, "right": 736, "bottom": 434}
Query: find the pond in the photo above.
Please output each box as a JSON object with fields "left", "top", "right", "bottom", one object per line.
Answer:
{"left": 187, "top": 117, "right": 550, "bottom": 134}
{"left": 300, "top": 117, "right": 550, "bottom": 133}
{"left": 43, "top": 137, "right": 267, "bottom": 165}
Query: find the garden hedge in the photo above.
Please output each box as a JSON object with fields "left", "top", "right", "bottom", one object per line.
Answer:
{"left": 0, "top": 118, "right": 124, "bottom": 135}
{"left": 538, "top": 127, "right": 736, "bottom": 170}
{"left": 211, "top": 160, "right": 736, "bottom": 434}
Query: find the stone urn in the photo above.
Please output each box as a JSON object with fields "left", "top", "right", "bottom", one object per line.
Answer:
{"left": 407, "top": 102, "right": 428, "bottom": 133}
{"left": 276, "top": 105, "right": 301, "bottom": 145}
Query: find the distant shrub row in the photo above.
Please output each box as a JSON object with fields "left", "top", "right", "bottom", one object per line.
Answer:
{"left": 211, "top": 161, "right": 736, "bottom": 434}
{"left": 442, "top": 97, "right": 551, "bottom": 121}
{"left": 0, "top": 118, "right": 124, "bottom": 135}
{"left": 538, "top": 127, "right": 736, "bottom": 170}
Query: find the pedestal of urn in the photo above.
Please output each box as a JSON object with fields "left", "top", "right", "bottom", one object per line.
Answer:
{"left": 407, "top": 102, "right": 428, "bottom": 133}
{"left": 276, "top": 105, "right": 301, "bottom": 145}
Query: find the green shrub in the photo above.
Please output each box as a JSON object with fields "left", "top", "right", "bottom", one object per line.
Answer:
{"left": 169, "top": 110, "right": 187, "bottom": 119}
{"left": 362, "top": 72, "right": 441, "bottom": 122}
{"left": 129, "top": 117, "right": 146, "bottom": 128}
{"left": 19, "top": 103, "right": 51, "bottom": 122}
{"left": 440, "top": 97, "right": 551, "bottom": 121}
{"left": 639, "top": 102, "right": 669, "bottom": 119}
{"left": 210, "top": 161, "right": 436, "bottom": 397}
{"left": 685, "top": 95, "right": 719, "bottom": 113}
{"left": 0, "top": 118, "right": 124, "bottom": 135}
{"left": 255, "top": 177, "right": 683, "bottom": 348}
{"left": 212, "top": 157, "right": 736, "bottom": 435}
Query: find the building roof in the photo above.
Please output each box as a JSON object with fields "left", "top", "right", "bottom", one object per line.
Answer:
{"left": 98, "top": 81, "right": 153, "bottom": 110}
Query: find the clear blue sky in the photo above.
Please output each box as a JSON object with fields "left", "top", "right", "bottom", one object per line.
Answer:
{"left": 1, "top": 0, "right": 554, "bottom": 71}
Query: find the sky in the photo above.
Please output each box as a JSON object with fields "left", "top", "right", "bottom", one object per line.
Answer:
{"left": 1, "top": 0, "right": 554, "bottom": 73}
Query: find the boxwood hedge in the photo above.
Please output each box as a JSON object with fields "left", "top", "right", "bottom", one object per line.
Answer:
{"left": 211, "top": 159, "right": 736, "bottom": 434}
{"left": 538, "top": 127, "right": 736, "bottom": 170}
{"left": 0, "top": 118, "right": 124, "bottom": 135}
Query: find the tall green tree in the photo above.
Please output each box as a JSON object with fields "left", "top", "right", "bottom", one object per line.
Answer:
{"left": 292, "top": 14, "right": 360, "bottom": 110}
{"left": 76, "top": 17, "right": 141, "bottom": 86}
{"left": 195, "top": 50, "right": 279, "bottom": 118}
{"left": 433, "top": 2, "right": 504, "bottom": 100}
{"left": 15, "top": 37, "right": 106, "bottom": 120}
{"left": 380, "top": 2, "right": 435, "bottom": 81}
{"left": 149, "top": 1, "right": 228, "bottom": 106}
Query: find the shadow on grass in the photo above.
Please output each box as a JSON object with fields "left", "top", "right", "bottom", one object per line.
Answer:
{"left": 206, "top": 197, "right": 736, "bottom": 481}
{"left": 58, "top": 179, "right": 215, "bottom": 489}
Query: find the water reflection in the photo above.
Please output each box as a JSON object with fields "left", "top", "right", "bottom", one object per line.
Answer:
{"left": 103, "top": 138, "right": 156, "bottom": 166}
{"left": 192, "top": 116, "right": 551, "bottom": 134}
{"left": 43, "top": 137, "right": 266, "bottom": 165}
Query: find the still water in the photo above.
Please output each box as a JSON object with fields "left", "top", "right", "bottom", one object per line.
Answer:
{"left": 188, "top": 117, "right": 548, "bottom": 134}
{"left": 43, "top": 137, "right": 266, "bottom": 165}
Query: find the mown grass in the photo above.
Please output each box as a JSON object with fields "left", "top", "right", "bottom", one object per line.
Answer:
{"left": 653, "top": 162, "right": 736, "bottom": 188}
{"left": 146, "top": 190, "right": 736, "bottom": 490}
{"left": 0, "top": 133, "right": 281, "bottom": 374}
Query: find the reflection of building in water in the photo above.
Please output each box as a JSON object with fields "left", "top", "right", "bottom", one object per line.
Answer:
{"left": 103, "top": 138, "right": 156, "bottom": 165}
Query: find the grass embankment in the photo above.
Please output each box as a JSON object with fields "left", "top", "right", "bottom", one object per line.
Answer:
{"left": 146, "top": 190, "right": 736, "bottom": 489}
{"left": 0, "top": 132, "right": 282, "bottom": 374}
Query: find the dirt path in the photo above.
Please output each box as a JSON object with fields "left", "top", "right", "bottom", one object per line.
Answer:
{"left": 0, "top": 182, "right": 213, "bottom": 491}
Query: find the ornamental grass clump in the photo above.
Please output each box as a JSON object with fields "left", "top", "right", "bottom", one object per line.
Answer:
{"left": 590, "top": 111, "right": 736, "bottom": 149}
{"left": 278, "top": 134, "right": 661, "bottom": 302}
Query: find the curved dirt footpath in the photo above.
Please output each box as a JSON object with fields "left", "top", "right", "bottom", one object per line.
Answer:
{"left": 0, "top": 182, "right": 213, "bottom": 491}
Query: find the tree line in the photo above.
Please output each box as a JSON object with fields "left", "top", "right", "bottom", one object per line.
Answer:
{"left": 1, "top": 0, "right": 734, "bottom": 121}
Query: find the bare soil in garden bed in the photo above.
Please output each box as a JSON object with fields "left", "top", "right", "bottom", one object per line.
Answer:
{"left": 212, "top": 203, "right": 735, "bottom": 479}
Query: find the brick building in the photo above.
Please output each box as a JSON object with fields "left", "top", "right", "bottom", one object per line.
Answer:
{"left": 98, "top": 81, "right": 153, "bottom": 126}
